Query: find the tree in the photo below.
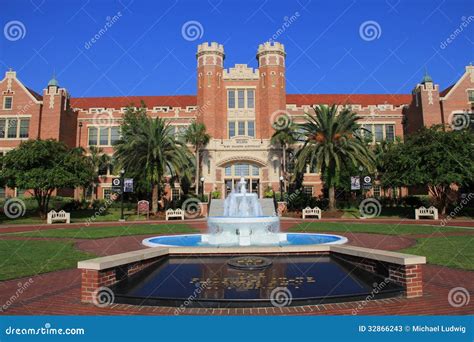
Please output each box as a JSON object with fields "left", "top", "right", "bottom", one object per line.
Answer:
{"left": 114, "top": 107, "right": 191, "bottom": 212}
{"left": 295, "top": 105, "right": 375, "bottom": 211}
{"left": 183, "top": 121, "right": 210, "bottom": 192}
{"left": 381, "top": 126, "right": 474, "bottom": 214}
{"left": 86, "top": 146, "right": 112, "bottom": 200}
{"left": 271, "top": 121, "right": 296, "bottom": 186}
{"left": 0, "top": 139, "right": 94, "bottom": 218}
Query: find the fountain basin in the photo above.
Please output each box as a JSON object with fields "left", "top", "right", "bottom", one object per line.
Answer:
{"left": 142, "top": 233, "right": 348, "bottom": 247}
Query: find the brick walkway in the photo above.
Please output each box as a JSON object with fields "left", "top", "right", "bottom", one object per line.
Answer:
{"left": 0, "top": 219, "right": 473, "bottom": 316}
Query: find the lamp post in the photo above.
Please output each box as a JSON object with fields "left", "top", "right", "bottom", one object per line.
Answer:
{"left": 200, "top": 177, "right": 205, "bottom": 201}
{"left": 279, "top": 176, "right": 284, "bottom": 201}
{"left": 119, "top": 169, "right": 125, "bottom": 222}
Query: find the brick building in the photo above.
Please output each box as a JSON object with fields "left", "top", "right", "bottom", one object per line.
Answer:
{"left": 0, "top": 41, "right": 473, "bottom": 200}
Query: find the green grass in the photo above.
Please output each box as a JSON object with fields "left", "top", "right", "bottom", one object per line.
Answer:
{"left": 399, "top": 236, "right": 474, "bottom": 270}
{"left": 0, "top": 240, "right": 95, "bottom": 280}
{"left": 290, "top": 221, "right": 470, "bottom": 235}
{"left": 6, "top": 224, "right": 198, "bottom": 239}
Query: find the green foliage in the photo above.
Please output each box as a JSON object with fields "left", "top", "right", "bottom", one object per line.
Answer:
{"left": 0, "top": 139, "right": 94, "bottom": 217}
{"left": 382, "top": 126, "right": 474, "bottom": 213}
{"left": 211, "top": 191, "right": 221, "bottom": 199}
{"left": 114, "top": 106, "right": 192, "bottom": 212}
{"left": 295, "top": 105, "right": 375, "bottom": 210}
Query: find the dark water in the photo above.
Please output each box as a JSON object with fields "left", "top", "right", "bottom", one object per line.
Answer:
{"left": 112, "top": 255, "right": 403, "bottom": 307}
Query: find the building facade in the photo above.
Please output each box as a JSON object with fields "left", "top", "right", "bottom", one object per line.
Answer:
{"left": 0, "top": 41, "right": 473, "bottom": 200}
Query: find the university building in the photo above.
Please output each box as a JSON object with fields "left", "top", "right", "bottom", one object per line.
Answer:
{"left": 0, "top": 42, "right": 473, "bottom": 200}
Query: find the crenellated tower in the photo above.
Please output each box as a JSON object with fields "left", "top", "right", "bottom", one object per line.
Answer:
{"left": 256, "top": 42, "right": 286, "bottom": 139}
{"left": 196, "top": 42, "right": 225, "bottom": 138}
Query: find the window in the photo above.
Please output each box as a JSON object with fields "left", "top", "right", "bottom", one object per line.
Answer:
{"left": 0, "top": 120, "right": 5, "bottom": 139}
{"left": 374, "top": 124, "right": 384, "bottom": 142}
{"left": 385, "top": 125, "right": 395, "bottom": 142}
{"left": 237, "top": 90, "right": 245, "bottom": 108}
{"left": 207, "top": 159, "right": 211, "bottom": 174}
{"left": 225, "top": 166, "right": 232, "bottom": 176}
{"left": 303, "top": 186, "right": 313, "bottom": 196}
{"left": 468, "top": 90, "right": 474, "bottom": 102}
{"left": 110, "top": 127, "right": 120, "bottom": 145}
{"left": 234, "top": 164, "right": 249, "bottom": 176}
{"left": 238, "top": 121, "right": 245, "bottom": 135}
{"left": 247, "top": 121, "right": 255, "bottom": 137}
{"left": 88, "top": 127, "right": 98, "bottom": 145}
{"left": 19, "top": 119, "right": 29, "bottom": 138}
{"left": 103, "top": 188, "right": 113, "bottom": 200}
{"left": 228, "top": 121, "right": 235, "bottom": 138}
{"left": 247, "top": 90, "right": 255, "bottom": 108}
{"left": 228, "top": 90, "right": 235, "bottom": 109}
{"left": 373, "top": 185, "right": 381, "bottom": 198}
{"left": 362, "top": 124, "right": 373, "bottom": 140}
{"left": 99, "top": 127, "right": 109, "bottom": 145}
{"left": 7, "top": 119, "right": 17, "bottom": 138}
{"left": 3, "top": 97, "right": 12, "bottom": 110}
{"left": 171, "top": 188, "right": 181, "bottom": 200}
{"left": 251, "top": 165, "right": 259, "bottom": 176}
{"left": 0, "top": 187, "right": 5, "bottom": 199}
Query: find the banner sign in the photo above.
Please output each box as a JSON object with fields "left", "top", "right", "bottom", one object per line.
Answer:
{"left": 351, "top": 176, "right": 361, "bottom": 190}
{"left": 363, "top": 175, "right": 372, "bottom": 190}
{"left": 112, "top": 178, "right": 122, "bottom": 194}
{"left": 124, "top": 178, "right": 133, "bottom": 193}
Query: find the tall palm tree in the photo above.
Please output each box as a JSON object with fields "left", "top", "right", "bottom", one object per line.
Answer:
{"left": 183, "top": 121, "right": 210, "bottom": 193}
{"left": 295, "top": 105, "right": 375, "bottom": 211}
{"left": 114, "top": 108, "right": 191, "bottom": 212}
{"left": 271, "top": 122, "right": 296, "bottom": 184}
{"left": 87, "top": 146, "right": 112, "bottom": 200}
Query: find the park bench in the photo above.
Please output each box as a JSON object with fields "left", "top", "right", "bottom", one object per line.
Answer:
{"left": 415, "top": 206, "right": 439, "bottom": 220}
{"left": 165, "top": 208, "right": 184, "bottom": 221}
{"left": 302, "top": 206, "right": 322, "bottom": 219}
{"left": 47, "top": 210, "right": 71, "bottom": 224}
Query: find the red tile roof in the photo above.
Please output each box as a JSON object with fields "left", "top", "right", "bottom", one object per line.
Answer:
{"left": 69, "top": 93, "right": 413, "bottom": 110}
{"left": 70, "top": 95, "right": 197, "bottom": 109}
{"left": 286, "top": 94, "right": 411, "bottom": 107}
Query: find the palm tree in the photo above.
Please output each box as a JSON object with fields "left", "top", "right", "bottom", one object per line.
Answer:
{"left": 271, "top": 122, "right": 296, "bottom": 186}
{"left": 295, "top": 105, "right": 375, "bottom": 211}
{"left": 114, "top": 108, "right": 190, "bottom": 212}
{"left": 86, "top": 146, "right": 112, "bottom": 200}
{"left": 183, "top": 121, "right": 210, "bottom": 193}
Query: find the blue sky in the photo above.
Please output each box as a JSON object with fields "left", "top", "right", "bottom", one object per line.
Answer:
{"left": 1, "top": 0, "right": 473, "bottom": 98}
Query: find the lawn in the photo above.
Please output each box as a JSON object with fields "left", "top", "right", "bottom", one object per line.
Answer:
{"left": 5, "top": 224, "right": 198, "bottom": 239}
{"left": 290, "top": 221, "right": 470, "bottom": 235}
{"left": 400, "top": 236, "right": 474, "bottom": 271}
{"left": 0, "top": 240, "right": 95, "bottom": 280}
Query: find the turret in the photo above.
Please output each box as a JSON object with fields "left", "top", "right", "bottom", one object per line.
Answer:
{"left": 256, "top": 42, "right": 286, "bottom": 139}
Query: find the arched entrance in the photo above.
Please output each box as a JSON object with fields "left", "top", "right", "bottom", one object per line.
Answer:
{"left": 217, "top": 157, "right": 267, "bottom": 198}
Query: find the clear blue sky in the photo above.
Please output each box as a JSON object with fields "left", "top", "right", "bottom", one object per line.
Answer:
{"left": 1, "top": 0, "right": 473, "bottom": 98}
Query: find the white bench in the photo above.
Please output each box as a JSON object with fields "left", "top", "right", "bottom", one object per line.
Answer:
{"left": 415, "top": 206, "right": 439, "bottom": 220}
{"left": 165, "top": 208, "right": 184, "bottom": 220}
{"left": 302, "top": 206, "right": 322, "bottom": 219}
{"left": 47, "top": 210, "right": 71, "bottom": 224}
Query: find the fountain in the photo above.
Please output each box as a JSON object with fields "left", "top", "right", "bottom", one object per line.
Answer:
{"left": 142, "top": 177, "right": 347, "bottom": 247}
{"left": 202, "top": 177, "right": 284, "bottom": 246}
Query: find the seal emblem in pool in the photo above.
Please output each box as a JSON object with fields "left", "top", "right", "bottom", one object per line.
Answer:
{"left": 227, "top": 256, "right": 273, "bottom": 270}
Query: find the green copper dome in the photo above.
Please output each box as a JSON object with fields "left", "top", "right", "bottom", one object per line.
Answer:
{"left": 48, "top": 75, "right": 58, "bottom": 87}
{"left": 421, "top": 71, "right": 432, "bottom": 84}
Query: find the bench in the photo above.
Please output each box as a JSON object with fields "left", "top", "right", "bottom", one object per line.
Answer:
{"left": 302, "top": 206, "right": 322, "bottom": 219}
{"left": 415, "top": 206, "right": 439, "bottom": 220}
{"left": 165, "top": 208, "right": 184, "bottom": 220}
{"left": 47, "top": 210, "right": 71, "bottom": 224}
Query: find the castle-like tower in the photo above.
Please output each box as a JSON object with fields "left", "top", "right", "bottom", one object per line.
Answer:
{"left": 196, "top": 42, "right": 225, "bottom": 138}
{"left": 256, "top": 42, "right": 286, "bottom": 139}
